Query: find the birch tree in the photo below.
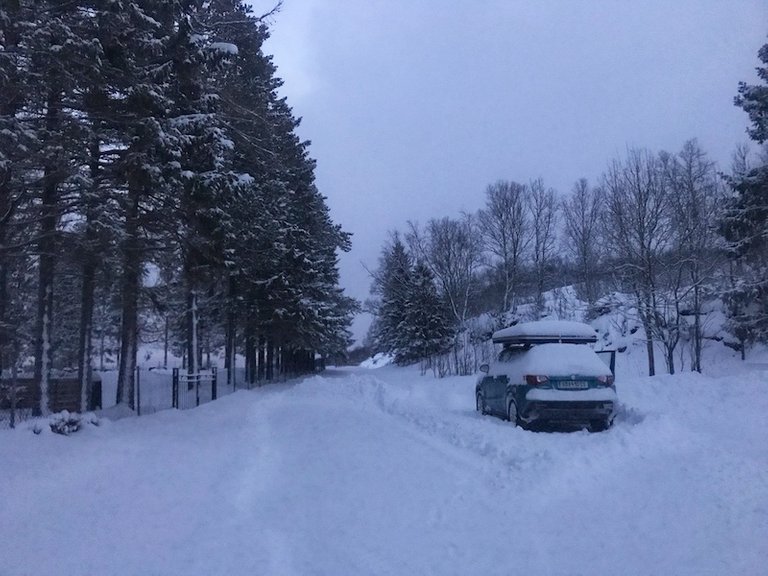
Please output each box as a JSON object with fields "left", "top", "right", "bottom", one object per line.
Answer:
{"left": 603, "top": 149, "right": 671, "bottom": 376}
{"left": 527, "top": 178, "right": 558, "bottom": 316}
{"left": 660, "top": 140, "right": 723, "bottom": 372}
{"left": 477, "top": 180, "right": 528, "bottom": 313}
{"left": 561, "top": 178, "right": 603, "bottom": 307}
{"left": 407, "top": 215, "right": 484, "bottom": 327}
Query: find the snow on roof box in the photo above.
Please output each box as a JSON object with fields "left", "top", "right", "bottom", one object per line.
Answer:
{"left": 492, "top": 320, "right": 597, "bottom": 345}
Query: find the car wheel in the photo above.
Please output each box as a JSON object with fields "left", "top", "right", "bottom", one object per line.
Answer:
{"left": 476, "top": 392, "right": 486, "bottom": 415}
{"left": 507, "top": 400, "right": 518, "bottom": 426}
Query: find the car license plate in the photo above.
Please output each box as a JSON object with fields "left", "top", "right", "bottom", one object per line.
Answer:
{"left": 557, "top": 380, "right": 589, "bottom": 390}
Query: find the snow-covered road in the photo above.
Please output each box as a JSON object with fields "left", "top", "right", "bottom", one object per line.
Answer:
{"left": 2, "top": 366, "right": 767, "bottom": 575}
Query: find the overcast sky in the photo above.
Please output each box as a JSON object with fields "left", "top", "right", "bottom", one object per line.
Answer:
{"left": 255, "top": 1, "right": 766, "bottom": 344}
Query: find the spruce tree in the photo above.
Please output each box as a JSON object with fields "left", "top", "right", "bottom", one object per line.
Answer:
{"left": 722, "top": 38, "right": 768, "bottom": 347}
{"left": 400, "top": 262, "right": 454, "bottom": 367}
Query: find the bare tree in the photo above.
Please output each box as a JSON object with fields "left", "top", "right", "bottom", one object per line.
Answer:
{"left": 407, "top": 215, "right": 484, "bottom": 375}
{"left": 407, "top": 214, "right": 483, "bottom": 326}
{"left": 477, "top": 180, "right": 528, "bottom": 313}
{"left": 603, "top": 149, "right": 671, "bottom": 377}
{"left": 527, "top": 178, "right": 558, "bottom": 316}
{"left": 561, "top": 178, "right": 603, "bottom": 307}
{"left": 660, "top": 140, "right": 724, "bottom": 372}
{"left": 730, "top": 142, "right": 752, "bottom": 178}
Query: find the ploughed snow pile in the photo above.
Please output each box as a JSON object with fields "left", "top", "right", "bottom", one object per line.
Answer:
{"left": 1, "top": 364, "right": 767, "bottom": 576}
{"left": 359, "top": 351, "right": 393, "bottom": 368}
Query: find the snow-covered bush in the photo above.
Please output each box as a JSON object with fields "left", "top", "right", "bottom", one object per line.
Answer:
{"left": 49, "top": 411, "right": 83, "bottom": 435}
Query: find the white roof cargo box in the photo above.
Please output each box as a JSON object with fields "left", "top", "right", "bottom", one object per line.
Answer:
{"left": 492, "top": 320, "right": 597, "bottom": 345}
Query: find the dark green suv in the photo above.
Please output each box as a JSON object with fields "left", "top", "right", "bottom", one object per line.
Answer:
{"left": 475, "top": 320, "right": 617, "bottom": 431}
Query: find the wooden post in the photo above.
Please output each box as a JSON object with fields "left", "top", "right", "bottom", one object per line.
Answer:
{"left": 172, "top": 368, "right": 179, "bottom": 409}
{"left": 135, "top": 365, "right": 141, "bottom": 416}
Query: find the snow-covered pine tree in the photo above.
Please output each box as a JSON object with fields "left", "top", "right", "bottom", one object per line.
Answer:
{"left": 4, "top": 1, "right": 103, "bottom": 414}
{"left": 720, "top": 39, "right": 768, "bottom": 349}
{"left": 369, "top": 240, "right": 454, "bottom": 369}
{"left": 113, "top": 1, "right": 184, "bottom": 408}
{"left": 400, "top": 262, "right": 454, "bottom": 370}
{"left": 370, "top": 236, "right": 415, "bottom": 363}
{"left": 175, "top": 0, "right": 356, "bottom": 378}
{"left": 0, "top": 0, "right": 31, "bottom": 378}
{"left": 1, "top": 0, "right": 355, "bottom": 404}
{"left": 161, "top": 0, "right": 239, "bottom": 376}
{"left": 70, "top": 3, "right": 141, "bottom": 411}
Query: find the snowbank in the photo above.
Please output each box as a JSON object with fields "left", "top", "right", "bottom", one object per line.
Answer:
{"left": 1, "top": 365, "right": 766, "bottom": 575}
{"left": 359, "top": 352, "right": 393, "bottom": 368}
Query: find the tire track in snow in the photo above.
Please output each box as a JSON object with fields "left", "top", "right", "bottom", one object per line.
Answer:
{"left": 220, "top": 391, "right": 300, "bottom": 576}
{"left": 291, "top": 373, "right": 561, "bottom": 496}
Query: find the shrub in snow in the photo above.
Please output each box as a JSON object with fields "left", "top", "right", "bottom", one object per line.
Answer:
{"left": 49, "top": 411, "right": 83, "bottom": 435}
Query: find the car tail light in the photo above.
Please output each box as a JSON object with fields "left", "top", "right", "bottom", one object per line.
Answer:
{"left": 597, "top": 374, "right": 615, "bottom": 386}
{"left": 525, "top": 374, "right": 549, "bottom": 386}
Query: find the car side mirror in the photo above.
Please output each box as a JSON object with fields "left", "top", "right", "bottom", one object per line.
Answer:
{"left": 479, "top": 363, "right": 489, "bottom": 374}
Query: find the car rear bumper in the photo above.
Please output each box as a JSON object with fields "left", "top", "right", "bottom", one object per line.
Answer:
{"left": 522, "top": 388, "right": 617, "bottom": 423}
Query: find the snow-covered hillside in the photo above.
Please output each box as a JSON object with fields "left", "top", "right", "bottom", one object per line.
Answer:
{"left": 491, "top": 286, "right": 768, "bottom": 377}
{"left": 1, "top": 363, "right": 767, "bottom": 575}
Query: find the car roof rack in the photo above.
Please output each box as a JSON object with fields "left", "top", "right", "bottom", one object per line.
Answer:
{"left": 492, "top": 320, "right": 597, "bottom": 345}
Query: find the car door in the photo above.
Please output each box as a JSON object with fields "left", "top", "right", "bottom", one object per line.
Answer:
{"left": 478, "top": 374, "right": 494, "bottom": 410}
{"left": 486, "top": 373, "right": 509, "bottom": 415}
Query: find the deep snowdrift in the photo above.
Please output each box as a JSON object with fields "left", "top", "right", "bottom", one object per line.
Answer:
{"left": 1, "top": 365, "right": 767, "bottom": 575}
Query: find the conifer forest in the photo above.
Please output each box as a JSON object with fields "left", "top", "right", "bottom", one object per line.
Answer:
{"left": 0, "top": 1, "right": 357, "bottom": 414}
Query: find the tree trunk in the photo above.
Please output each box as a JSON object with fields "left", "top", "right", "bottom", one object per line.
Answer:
{"left": 502, "top": 263, "right": 511, "bottom": 313}
{"left": 186, "top": 286, "right": 199, "bottom": 375}
{"left": 116, "top": 183, "right": 141, "bottom": 409}
{"left": 34, "top": 88, "right": 63, "bottom": 417}
{"left": 266, "top": 337, "right": 274, "bottom": 381}
{"left": 227, "top": 323, "right": 236, "bottom": 387}
{"left": 0, "top": 192, "right": 8, "bottom": 379}
{"left": 78, "top": 265, "right": 95, "bottom": 411}
{"left": 99, "top": 329, "right": 105, "bottom": 371}
{"left": 257, "top": 334, "right": 265, "bottom": 382}
{"left": 666, "top": 345, "right": 675, "bottom": 375}
{"left": 692, "top": 270, "right": 702, "bottom": 373}
{"left": 638, "top": 288, "right": 656, "bottom": 377}
{"left": 0, "top": 0, "right": 21, "bottom": 382}
{"left": 244, "top": 331, "right": 252, "bottom": 384}
{"left": 78, "top": 132, "right": 100, "bottom": 411}
{"left": 225, "top": 276, "right": 236, "bottom": 385}
{"left": 644, "top": 325, "right": 655, "bottom": 377}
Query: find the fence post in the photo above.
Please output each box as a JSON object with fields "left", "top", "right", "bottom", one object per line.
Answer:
{"left": 172, "top": 368, "right": 179, "bottom": 409}
{"left": 136, "top": 366, "right": 141, "bottom": 416}
{"left": 211, "top": 366, "right": 218, "bottom": 400}
{"left": 195, "top": 372, "right": 200, "bottom": 407}
{"left": 10, "top": 362, "right": 18, "bottom": 429}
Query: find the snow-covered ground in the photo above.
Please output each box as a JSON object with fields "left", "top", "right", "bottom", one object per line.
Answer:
{"left": 2, "top": 363, "right": 767, "bottom": 575}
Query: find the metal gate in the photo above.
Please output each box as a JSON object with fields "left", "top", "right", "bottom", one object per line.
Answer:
{"left": 172, "top": 368, "right": 218, "bottom": 410}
